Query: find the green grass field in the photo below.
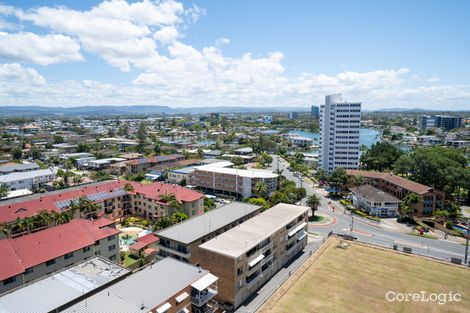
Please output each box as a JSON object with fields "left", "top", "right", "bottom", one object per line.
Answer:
{"left": 260, "top": 238, "right": 469, "bottom": 313}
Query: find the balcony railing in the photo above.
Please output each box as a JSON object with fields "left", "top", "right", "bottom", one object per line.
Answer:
{"left": 191, "top": 288, "right": 217, "bottom": 307}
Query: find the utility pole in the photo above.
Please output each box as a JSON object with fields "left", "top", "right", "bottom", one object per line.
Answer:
{"left": 465, "top": 218, "right": 469, "bottom": 265}
{"left": 351, "top": 215, "right": 354, "bottom": 231}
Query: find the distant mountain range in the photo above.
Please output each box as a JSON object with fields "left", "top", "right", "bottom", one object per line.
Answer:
{"left": 0, "top": 105, "right": 310, "bottom": 116}
{"left": 0, "top": 105, "right": 467, "bottom": 116}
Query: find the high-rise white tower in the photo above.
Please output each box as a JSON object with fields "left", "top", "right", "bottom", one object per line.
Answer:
{"left": 319, "top": 94, "right": 361, "bottom": 173}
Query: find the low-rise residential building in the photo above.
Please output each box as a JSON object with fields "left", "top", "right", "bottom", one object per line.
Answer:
{"left": 0, "top": 163, "right": 40, "bottom": 175}
{"left": 287, "top": 135, "right": 314, "bottom": 147}
{"left": 0, "top": 219, "right": 120, "bottom": 294}
{"left": 347, "top": 170, "right": 445, "bottom": 216}
{"left": 85, "top": 157, "right": 126, "bottom": 169}
{"left": 157, "top": 202, "right": 261, "bottom": 265}
{"left": 191, "top": 164, "right": 278, "bottom": 199}
{"left": 446, "top": 140, "right": 470, "bottom": 148}
{"left": 0, "top": 168, "right": 55, "bottom": 192}
{"left": 125, "top": 154, "right": 185, "bottom": 174}
{"left": 0, "top": 257, "right": 130, "bottom": 313}
{"left": 198, "top": 203, "right": 309, "bottom": 310}
{"left": 350, "top": 184, "right": 400, "bottom": 217}
{"left": 61, "top": 257, "right": 219, "bottom": 313}
{"left": 0, "top": 180, "right": 204, "bottom": 227}
{"left": 168, "top": 166, "right": 196, "bottom": 184}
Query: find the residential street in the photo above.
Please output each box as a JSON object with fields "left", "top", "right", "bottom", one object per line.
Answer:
{"left": 269, "top": 155, "right": 468, "bottom": 264}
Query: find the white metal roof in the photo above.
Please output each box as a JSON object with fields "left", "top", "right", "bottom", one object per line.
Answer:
{"left": 191, "top": 273, "right": 218, "bottom": 291}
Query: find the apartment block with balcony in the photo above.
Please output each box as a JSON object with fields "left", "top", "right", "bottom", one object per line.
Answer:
{"left": 0, "top": 219, "right": 120, "bottom": 295}
{"left": 191, "top": 164, "right": 278, "bottom": 199}
{"left": 157, "top": 202, "right": 261, "bottom": 265}
{"left": 347, "top": 170, "right": 445, "bottom": 216}
{"left": 198, "top": 203, "right": 309, "bottom": 310}
{"left": 61, "top": 257, "right": 219, "bottom": 313}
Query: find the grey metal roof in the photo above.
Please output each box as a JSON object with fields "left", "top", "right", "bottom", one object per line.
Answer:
{"left": 0, "top": 257, "right": 129, "bottom": 313}
{"left": 62, "top": 258, "right": 208, "bottom": 313}
{"left": 199, "top": 203, "right": 309, "bottom": 258}
{"left": 157, "top": 202, "right": 261, "bottom": 244}
{"left": 0, "top": 169, "right": 54, "bottom": 184}
{"left": 350, "top": 185, "right": 401, "bottom": 203}
{"left": 0, "top": 163, "right": 40, "bottom": 174}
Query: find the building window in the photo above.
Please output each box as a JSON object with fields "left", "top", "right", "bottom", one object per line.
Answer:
{"left": 64, "top": 252, "right": 74, "bottom": 260}
{"left": 108, "top": 244, "right": 116, "bottom": 251}
{"left": 46, "top": 259, "right": 56, "bottom": 267}
{"left": 3, "top": 277, "right": 16, "bottom": 286}
{"left": 83, "top": 246, "right": 91, "bottom": 253}
{"left": 237, "top": 267, "right": 243, "bottom": 276}
{"left": 108, "top": 235, "right": 115, "bottom": 241}
{"left": 25, "top": 267, "right": 34, "bottom": 275}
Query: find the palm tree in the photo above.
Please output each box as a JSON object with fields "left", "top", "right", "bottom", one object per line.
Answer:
{"left": 159, "top": 192, "right": 176, "bottom": 203}
{"left": 24, "top": 216, "right": 36, "bottom": 233}
{"left": 159, "top": 192, "right": 183, "bottom": 213}
{"left": 353, "top": 175, "right": 364, "bottom": 189}
{"left": 400, "top": 193, "right": 421, "bottom": 218}
{"left": 56, "top": 212, "right": 71, "bottom": 225}
{"left": 72, "top": 174, "right": 84, "bottom": 186}
{"left": 306, "top": 194, "right": 321, "bottom": 219}
{"left": 0, "top": 222, "right": 12, "bottom": 237}
{"left": 14, "top": 217, "right": 27, "bottom": 235}
{"left": 124, "top": 183, "right": 134, "bottom": 192}
{"left": 37, "top": 210, "right": 52, "bottom": 228}
{"left": 254, "top": 181, "right": 268, "bottom": 198}
{"left": 0, "top": 184, "right": 9, "bottom": 198}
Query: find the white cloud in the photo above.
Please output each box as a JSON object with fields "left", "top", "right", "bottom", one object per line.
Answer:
{"left": 0, "top": 1, "right": 468, "bottom": 110}
{"left": 0, "top": 32, "right": 83, "bottom": 65}
{"left": 0, "top": 63, "right": 46, "bottom": 86}
{"left": 428, "top": 75, "right": 440, "bottom": 83}
{"left": 215, "top": 37, "right": 230, "bottom": 47}
{"left": 154, "top": 25, "right": 178, "bottom": 43}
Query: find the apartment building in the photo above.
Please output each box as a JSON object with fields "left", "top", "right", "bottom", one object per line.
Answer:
{"left": 198, "top": 203, "right": 309, "bottom": 310}
{"left": 287, "top": 135, "right": 314, "bottom": 147}
{"left": 157, "top": 202, "right": 261, "bottom": 265}
{"left": 125, "top": 154, "right": 185, "bottom": 174}
{"left": 319, "top": 94, "right": 361, "bottom": 173}
{"left": 168, "top": 166, "right": 196, "bottom": 184}
{"left": 347, "top": 170, "right": 445, "bottom": 216}
{"left": 0, "top": 180, "right": 204, "bottom": 228}
{"left": 0, "top": 168, "right": 55, "bottom": 192}
{"left": 419, "top": 115, "right": 463, "bottom": 130}
{"left": 62, "top": 257, "right": 219, "bottom": 313}
{"left": 191, "top": 164, "right": 278, "bottom": 199}
{"left": 0, "top": 219, "right": 120, "bottom": 294}
{"left": 0, "top": 257, "right": 130, "bottom": 313}
{"left": 350, "top": 184, "right": 400, "bottom": 217}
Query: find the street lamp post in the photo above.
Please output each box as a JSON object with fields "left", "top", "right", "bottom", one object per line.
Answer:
{"left": 465, "top": 218, "right": 469, "bottom": 265}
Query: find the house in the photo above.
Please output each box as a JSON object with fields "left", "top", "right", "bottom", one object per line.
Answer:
{"left": 350, "top": 185, "right": 400, "bottom": 217}
{"left": 0, "top": 219, "right": 120, "bottom": 294}
{"left": 124, "top": 154, "right": 185, "bottom": 174}
{"left": 129, "top": 233, "right": 159, "bottom": 260}
{"left": 0, "top": 257, "right": 130, "bottom": 312}
{"left": 61, "top": 258, "right": 219, "bottom": 313}
{"left": 347, "top": 170, "right": 445, "bottom": 216}
{"left": 204, "top": 150, "right": 222, "bottom": 159}
{"left": 198, "top": 203, "right": 309, "bottom": 310}
{"left": 85, "top": 157, "right": 126, "bottom": 170}
{"left": 0, "top": 163, "right": 40, "bottom": 175}
{"left": 0, "top": 168, "right": 55, "bottom": 192}
{"left": 156, "top": 202, "right": 261, "bottom": 265}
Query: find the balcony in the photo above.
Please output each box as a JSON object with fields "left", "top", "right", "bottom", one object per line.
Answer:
{"left": 191, "top": 273, "right": 218, "bottom": 307}
{"left": 156, "top": 244, "right": 191, "bottom": 259}
{"left": 192, "top": 300, "right": 218, "bottom": 313}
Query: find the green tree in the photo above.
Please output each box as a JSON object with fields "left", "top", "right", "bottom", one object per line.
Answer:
{"left": 136, "top": 122, "right": 147, "bottom": 153}
{"left": 11, "top": 147, "right": 23, "bottom": 160}
{"left": 360, "top": 142, "right": 403, "bottom": 171}
{"left": 204, "top": 197, "right": 216, "bottom": 212}
{"left": 306, "top": 194, "right": 321, "bottom": 218}
{"left": 329, "top": 167, "right": 348, "bottom": 190}
{"left": 400, "top": 193, "right": 421, "bottom": 218}
{"left": 254, "top": 181, "right": 268, "bottom": 198}
{"left": 247, "top": 197, "right": 270, "bottom": 211}
{"left": 0, "top": 184, "right": 9, "bottom": 198}
{"left": 171, "top": 212, "right": 189, "bottom": 224}
{"left": 124, "top": 182, "right": 135, "bottom": 192}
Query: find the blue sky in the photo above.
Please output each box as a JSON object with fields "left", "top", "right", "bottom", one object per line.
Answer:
{"left": 0, "top": 0, "right": 469, "bottom": 109}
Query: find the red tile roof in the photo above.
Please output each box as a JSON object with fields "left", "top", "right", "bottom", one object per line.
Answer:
{"left": 129, "top": 233, "right": 159, "bottom": 251}
{"left": 0, "top": 180, "right": 202, "bottom": 223}
{"left": 347, "top": 170, "right": 433, "bottom": 195}
{"left": 0, "top": 219, "right": 119, "bottom": 281}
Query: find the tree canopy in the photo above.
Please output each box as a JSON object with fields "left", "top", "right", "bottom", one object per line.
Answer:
{"left": 360, "top": 142, "right": 403, "bottom": 172}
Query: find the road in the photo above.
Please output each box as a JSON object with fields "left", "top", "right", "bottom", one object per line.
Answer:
{"left": 269, "top": 155, "right": 468, "bottom": 264}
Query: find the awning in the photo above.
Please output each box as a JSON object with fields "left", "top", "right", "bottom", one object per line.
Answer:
{"left": 288, "top": 222, "right": 307, "bottom": 237}
{"left": 191, "top": 273, "right": 218, "bottom": 291}
{"left": 248, "top": 253, "right": 265, "bottom": 268}
{"left": 175, "top": 292, "right": 189, "bottom": 303}
{"left": 156, "top": 302, "right": 172, "bottom": 313}
{"left": 297, "top": 231, "right": 308, "bottom": 241}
